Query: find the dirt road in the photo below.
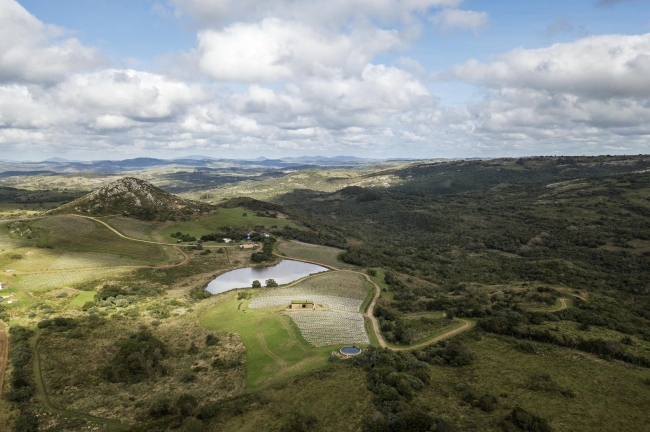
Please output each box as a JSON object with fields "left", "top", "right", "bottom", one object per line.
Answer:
{"left": 275, "top": 253, "right": 475, "bottom": 351}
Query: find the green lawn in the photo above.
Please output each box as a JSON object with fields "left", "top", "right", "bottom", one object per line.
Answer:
{"left": 160, "top": 207, "right": 298, "bottom": 241}
{"left": 0, "top": 284, "right": 33, "bottom": 309}
{"left": 69, "top": 291, "right": 97, "bottom": 307}
{"left": 200, "top": 291, "right": 345, "bottom": 389}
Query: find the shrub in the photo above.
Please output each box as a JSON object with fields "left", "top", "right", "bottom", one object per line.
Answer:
{"left": 14, "top": 413, "right": 38, "bottom": 432}
{"left": 102, "top": 329, "right": 167, "bottom": 383}
{"left": 95, "top": 286, "right": 126, "bottom": 301}
{"left": 81, "top": 301, "right": 96, "bottom": 311}
{"left": 500, "top": 407, "right": 553, "bottom": 432}
{"left": 176, "top": 393, "right": 198, "bottom": 416}
{"left": 148, "top": 397, "right": 175, "bottom": 417}
{"left": 265, "top": 279, "right": 279, "bottom": 288}
{"left": 252, "top": 280, "right": 262, "bottom": 288}
{"left": 206, "top": 334, "right": 219, "bottom": 346}
{"left": 280, "top": 410, "right": 318, "bottom": 432}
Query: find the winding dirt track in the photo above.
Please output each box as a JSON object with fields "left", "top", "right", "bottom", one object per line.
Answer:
{"left": 272, "top": 254, "right": 476, "bottom": 351}
{"left": 546, "top": 298, "right": 569, "bottom": 313}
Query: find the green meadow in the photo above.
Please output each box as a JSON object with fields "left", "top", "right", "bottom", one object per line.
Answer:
{"left": 200, "top": 290, "right": 347, "bottom": 389}
{"left": 160, "top": 207, "right": 298, "bottom": 241}
{"left": 68, "top": 290, "right": 97, "bottom": 307}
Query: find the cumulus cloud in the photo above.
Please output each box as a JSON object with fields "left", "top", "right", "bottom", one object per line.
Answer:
{"left": 0, "top": 0, "right": 106, "bottom": 83}
{"left": 440, "top": 33, "right": 650, "bottom": 150}
{"left": 445, "top": 33, "right": 650, "bottom": 99}
{"left": 429, "top": 8, "right": 489, "bottom": 35}
{"left": 197, "top": 18, "right": 405, "bottom": 82}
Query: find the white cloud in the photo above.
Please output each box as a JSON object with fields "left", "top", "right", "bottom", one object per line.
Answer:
{"left": 445, "top": 33, "right": 650, "bottom": 99}
{"left": 437, "top": 33, "right": 650, "bottom": 151}
{"left": 54, "top": 69, "right": 209, "bottom": 121}
{"left": 197, "top": 18, "right": 404, "bottom": 82}
{"left": 430, "top": 8, "right": 489, "bottom": 35}
{"left": 0, "top": 0, "right": 106, "bottom": 83}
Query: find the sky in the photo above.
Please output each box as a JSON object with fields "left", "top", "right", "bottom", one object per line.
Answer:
{"left": 1, "top": 0, "right": 650, "bottom": 161}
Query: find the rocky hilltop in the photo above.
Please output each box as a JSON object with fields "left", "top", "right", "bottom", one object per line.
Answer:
{"left": 52, "top": 177, "right": 212, "bottom": 220}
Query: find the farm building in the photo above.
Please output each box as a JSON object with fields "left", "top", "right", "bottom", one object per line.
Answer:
{"left": 239, "top": 243, "right": 259, "bottom": 249}
{"left": 289, "top": 300, "right": 315, "bottom": 311}
{"left": 223, "top": 238, "right": 232, "bottom": 243}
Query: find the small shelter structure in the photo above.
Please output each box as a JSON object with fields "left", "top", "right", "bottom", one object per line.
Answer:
{"left": 289, "top": 300, "right": 315, "bottom": 311}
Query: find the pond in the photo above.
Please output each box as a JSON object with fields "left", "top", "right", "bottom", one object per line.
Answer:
{"left": 205, "top": 259, "right": 329, "bottom": 295}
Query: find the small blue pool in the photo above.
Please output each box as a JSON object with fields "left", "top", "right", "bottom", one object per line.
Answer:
{"left": 340, "top": 346, "right": 362, "bottom": 356}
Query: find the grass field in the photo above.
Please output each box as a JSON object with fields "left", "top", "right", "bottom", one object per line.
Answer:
{"left": 68, "top": 291, "right": 97, "bottom": 307}
{"left": 200, "top": 291, "right": 343, "bottom": 389}
{"left": 47, "top": 252, "right": 146, "bottom": 270}
{"left": 0, "top": 285, "right": 33, "bottom": 309}
{"left": 31, "top": 216, "right": 169, "bottom": 263}
{"left": 17, "top": 268, "right": 129, "bottom": 291}
{"left": 160, "top": 207, "right": 298, "bottom": 241}
{"left": 104, "top": 217, "right": 156, "bottom": 241}
{"left": 276, "top": 241, "right": 355, "bottom": 269}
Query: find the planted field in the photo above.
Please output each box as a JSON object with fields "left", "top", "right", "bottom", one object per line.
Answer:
{"left": 159, "top": 207, "right": 298, "bottom": 240}
{"left": 287, "top": 311, "right": 369, "bottom": 347}
{"left": 31, "top": 215, "right": 168, "bottom": 263}
{"left": 277, "top": 241, "right": 354, "bottom": 269}
{"left": 105, "top": 217, "right": 156, "bottom": 241}
{"left": 248, "top": 271, "right": 368, "bottom": 312}
{"left": 47, "top": 251, "right": 145, "bottom": 270}
{"left": 18, "top": 268, "right": 128, "bottom": 291}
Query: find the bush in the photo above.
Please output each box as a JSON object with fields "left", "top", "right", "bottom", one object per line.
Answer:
{"left": 252, "top": 280, "right": 262, "bottom": 288}
{"left": 265, "top": 279, "right": 279, "bottom": 287}
{"left": 14, "top": 413, "right": 38, "bottom": 432}
{"left": 102, "top": 329, "right": 167, "bottom": 383}
{"left": 500, "top": 407, "right": 553, "bottom": 432}
{"left": 367, "top": 269, "right": 377, "bottom": 277}
{"left": 149, "top": 397, "right": 175, "bottom": 417}
{"left": 176, "top": 393, "right": 198, "bottom": 416}
{"left": 206, "top": 334, "right": 219, "bottom": 346}
{"left": 81, "top": 301, "right": 96, "bottom": 311}
{"left": 280, "top": 410, "right": 317, "bottom": 432}
{"left": 95, "top": 286, "right": 126, "bottom": 301}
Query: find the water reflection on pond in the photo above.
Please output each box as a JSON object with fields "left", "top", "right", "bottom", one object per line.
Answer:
{"left": 205, "top": 259, "right": 329, "bottom": 294}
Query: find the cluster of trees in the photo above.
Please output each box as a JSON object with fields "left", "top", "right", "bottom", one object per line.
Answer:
{"left": 478, "top": 313, "right": 650, "bottom": 367}
{"left": 250, "top": 238, "right": 276, "bottom": 263}
{"left": 354, "top": 346, "right": 459, "bottom": 432}
{"left": 6, "top": 326, "right": 35, "bottom": 404}
{"left": 171, "top": 232, "right": 196, "bottom": 242}
{"left": 102, "top": 329, "right": 167, "bottom": 383}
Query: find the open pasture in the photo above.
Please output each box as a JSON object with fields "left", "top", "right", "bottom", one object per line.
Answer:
{"left": 31, "top": 215, "right": 169, "bottom": 263}
{"left": 159, "top": 207, "right": 298, "bottom": 241}
{"left": 287, "top": 311, "right": 369, "bottom": 347}
{"left": 68, "top": 290, "right": 97, "bottom": 307}
{"left": 17, "top": 268, "right": 129, "bottom": 291}
{"left": 105, "top": 217, "right": 156, "bottom": 241}
{"left": 47, "top": 251, "right": 145, "bottom": 270}
{"left": 248, "top": 271, "right": 369, "bottom": 312}
{"left": 277, "top": 241, "right": 354, "bottom": 269}
{"left": 201, "top": 292, "right": 338, "bottom": 388}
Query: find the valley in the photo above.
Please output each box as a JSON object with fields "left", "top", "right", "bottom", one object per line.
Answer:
{"left": 1, "top": 156, "right": 649, "bottom": 432}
